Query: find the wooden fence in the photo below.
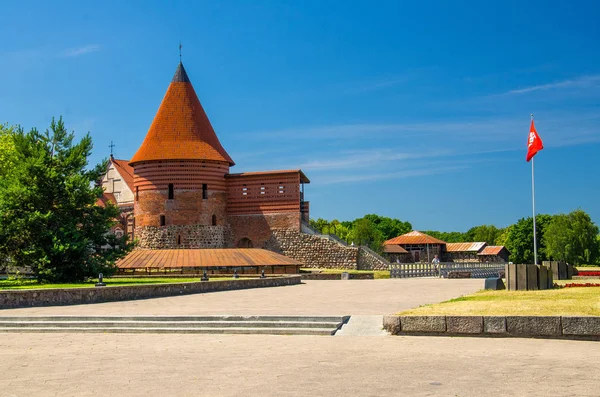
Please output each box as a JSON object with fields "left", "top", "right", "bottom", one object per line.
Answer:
{"left": 390, "top": 262, "right": 505, "bottom": 279}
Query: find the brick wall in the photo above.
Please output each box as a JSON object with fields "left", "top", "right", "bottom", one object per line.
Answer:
{"left": 265, "top": 229, "right": 359, "bottom": 269}
{"left": 227, "top": 213, "right": 300, "bottom": 248}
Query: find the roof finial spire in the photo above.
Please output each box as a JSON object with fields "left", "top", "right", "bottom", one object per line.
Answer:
{"left": 109, "top": 141, "right": 115, "bottom": 158}
{"left": 179, "top": 41, "right": 182, "bottom": 63}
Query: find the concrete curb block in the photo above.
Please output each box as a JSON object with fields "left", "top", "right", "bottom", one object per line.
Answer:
{"left": 506, "top": 316, "right": 561, "bottom": 337}
{"left": 562, "top": 316, "right": 600, "bottom": 336}
{"left": 384, "top": 315, "right": 600, "bottom": 340}
{"left": 446, "top": 316, "right": 483, "bottom": 334}
{"left": 0, "top": 276, "right": 302, "bottom": 309}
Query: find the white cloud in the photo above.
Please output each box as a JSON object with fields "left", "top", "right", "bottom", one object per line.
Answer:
{"left": 506, "top": 75, "right": 600, "bottom": 95}
{"left": 316, "top": 165, "right": 467, "bottom": 184}
{"left": 60, "top": 44, "right": 101, "bottom": 58}
{"left": 300, "top": 149, "right": 449, "bottom": 171}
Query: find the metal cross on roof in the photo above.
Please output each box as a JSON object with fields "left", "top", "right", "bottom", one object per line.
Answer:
{"left": 109, "top": 141, "right": 115, "bottom": 157}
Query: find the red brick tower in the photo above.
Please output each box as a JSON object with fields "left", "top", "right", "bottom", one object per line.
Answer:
{"left": 129, "top": 62, "right": 235, "bottom": 248}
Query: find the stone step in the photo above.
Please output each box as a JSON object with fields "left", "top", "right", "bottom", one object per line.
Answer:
{"left": 0, "top": 327, "right": 337, "bottom": 335}
{"left": 0, "top": 320, "right": 341, "bottom": 329}
{"left": 0, "top": 315, "right": 348, "bottom": 323}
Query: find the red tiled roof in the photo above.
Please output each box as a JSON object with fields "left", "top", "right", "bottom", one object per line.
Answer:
{"left": 227, "top": 169, "right": 310, "bottom": 183}
{"left": 384, "top": 231, "right": 446, "bottom": 245}
{"left": 445, "top": 242, "right": 487, "bottom": 252}
{"left": 130, "top": 62, "right": 234, "bottom": 166}
{"left": 478, "top": 246, "right": 507, "bottom": 256}
{"left": 383, "top": 245, "right": 409, "bottom": 254}
{"left": 116, "top": 248, "right": 302, "bottom": 269}
{"left": 96, "top": 193, "right": 117, "bottom": 208}
{"left": 111, "top": 157, "right": 135, "bottom": 192}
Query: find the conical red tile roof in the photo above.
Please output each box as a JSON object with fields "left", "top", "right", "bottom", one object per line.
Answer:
{"left": 130, "top": 62, "right": 234, "bottom": 166}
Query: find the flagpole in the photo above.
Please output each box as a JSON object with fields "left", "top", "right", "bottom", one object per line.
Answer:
{"left": 531, "top": 113, "right": 538, "bottom": 266}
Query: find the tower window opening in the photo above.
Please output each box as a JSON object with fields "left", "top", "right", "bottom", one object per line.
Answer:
{"left": 160, "top": 215, "right": 166, "bottom": 226}
{"left": 212, "top": 215, "right": 217, "bottom": 226}
{"left": 168, "top": 183, "right": 174, "bottom": 200}
{"left": 135, "top": 186, "right": 139, "bottom": 201}
{"left": 202, "top": 184, "right": 208, "bottom": 199}
{"left": 177, "top": 234, "right": 181, "bottom": 245}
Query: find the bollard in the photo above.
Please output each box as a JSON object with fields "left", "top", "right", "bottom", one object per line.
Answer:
{"left": 95, "top": 273, "right": 106, "bottom": 287}
{"left": 201, "top": 269, "right": 209, "bottom": 282}
{"left": 233, "top": 269, "right": 239, "bottom": 279}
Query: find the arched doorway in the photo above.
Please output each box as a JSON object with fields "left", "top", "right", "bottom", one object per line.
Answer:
{"left": 237, "top": 238, "right": 253, "bottom": 248}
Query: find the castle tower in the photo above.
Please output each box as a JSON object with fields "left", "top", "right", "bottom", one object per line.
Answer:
{"left": 130, "top": 62, "right": 235, "bottom": 248}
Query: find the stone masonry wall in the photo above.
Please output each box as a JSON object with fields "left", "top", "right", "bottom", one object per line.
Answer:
{"left": 357, "top": 247, "right": 391, "bottom": 271}
{"left": 135, "top": 225, "right": 232, "bottom": 249}
{"left": 266, "top": 229, "right": 359, "bottom": 269}
{"left": 0, "top": 276, "right": 302, "bottom": 309}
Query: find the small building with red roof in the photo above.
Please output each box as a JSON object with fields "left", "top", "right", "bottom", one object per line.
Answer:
{"left": 383, "top": 231, "right": 446, "bottom": 263}
{"left": 478, "top": 246, "right": 510, "bottom": 263}
{"left": 384, "top": 231, "right": 510, "bottom": 263}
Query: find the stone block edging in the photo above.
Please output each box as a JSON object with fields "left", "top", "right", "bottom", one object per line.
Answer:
{"left": 383, "top": 315, "right": 600, "bottom": 340}
{"left": 0, "top": 276, "right": 302, "bottom": 310}
{"left": 300, "top": 273, "right": 374, "bottom": 280}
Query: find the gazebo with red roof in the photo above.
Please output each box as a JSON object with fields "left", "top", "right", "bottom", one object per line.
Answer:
{"left": 384, "top": 231, "right": 447, "bottom": 263}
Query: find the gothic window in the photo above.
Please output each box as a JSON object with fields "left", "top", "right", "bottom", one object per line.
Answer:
{"left": 168, "top": 183, "right": 174, "bottom": 200}
{"left": 160, "top": 215, "right": 166, "bottom": 226}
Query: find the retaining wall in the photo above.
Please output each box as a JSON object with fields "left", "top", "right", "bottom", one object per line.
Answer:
{"left": 0, "top": 276, "right": 302, "bottom": 309}
{"left": 383, "top": 315, "right": 600, "bottom": 340}
{"left": 266, "top": 229, "right": 359, "bottom": 269}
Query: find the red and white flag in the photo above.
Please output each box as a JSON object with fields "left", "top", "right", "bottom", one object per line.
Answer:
{"left": 526, "top": 120, "right": 544, "bottom": 162}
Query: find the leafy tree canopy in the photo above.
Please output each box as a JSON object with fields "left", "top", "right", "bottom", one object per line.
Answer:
{"left": 504, "top": 214, "right": 553, "bottom": 264}
{"left": 0, "top": 123, "right": 16, "bottom": 177}
{"left": 0, "top": 118, "right": 132, "bottom": 282}
{"left": 544, "top": 209, "right": 600, "bottom": 265}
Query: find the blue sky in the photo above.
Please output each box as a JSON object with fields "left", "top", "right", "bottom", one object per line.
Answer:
{"left": 1, "top": 0, "right": 599, "bottom": 232}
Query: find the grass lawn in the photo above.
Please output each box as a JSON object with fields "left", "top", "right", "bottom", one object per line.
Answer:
{"left": 577, "top": 266, "right": 600, "bottom": 272}
{"left": 398, "top": 287, "right": 600, "bottom": 317}
{"left": 0, "top": 277, "right": 238, "bottom": 290}
{"left": 555, "top": 279, "right": 600, "bottom": 286}
{"left": 300, "top": 268, "right": 390, "bottom": 279}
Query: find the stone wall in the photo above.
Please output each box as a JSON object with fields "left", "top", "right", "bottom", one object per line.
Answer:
{"left": 0, "top": 276, "right": 302, "bottom": 309}
{"left": 135, "top": 225, "right": 232, "bottom": 249}
{"left": 357, "top": 247, "right": 391, "bottom": 271}
{"left": 266, "top": 229, "right": 359, "bottom": 269}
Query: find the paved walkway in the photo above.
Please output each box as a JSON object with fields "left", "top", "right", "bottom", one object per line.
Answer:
{"left": 1, "top": 278, "right": 482, "bottom": 316}
{"left": 1, "top": 333, "right": 598, "bottom": 397}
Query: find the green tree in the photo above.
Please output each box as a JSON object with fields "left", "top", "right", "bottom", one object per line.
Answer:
{"left": 544, "top": 210, "right": 599, "bottom": 265}
{"left": 309, "top": 218, "right": 329, "bottom": 233}
{"left": 494, "top": 225, "right": 512, "bottom": 246}
{"left": 0, "top": 118, "right": 132, "bottom": 282}
{"left": 0, "top": 124, "right": 16, "bottom": 177}
{"left": 504, "top": 214, "right": 552, "bottom": 264}
{"left": 362, "top": 214, "right": 412, "bottom": 241}
{"left": 464, "top": 224, "right": 502, "bottom": 244}
{"left": 421, "top": 230, "right": 466, "bottom": 243}
{"left": 348, "top": 218, "right": 384, "bottom": 252}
